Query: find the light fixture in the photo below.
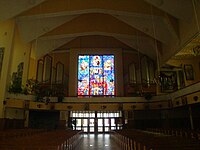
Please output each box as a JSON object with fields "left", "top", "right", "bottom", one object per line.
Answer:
{"left": 84, "top": 103, "right": 89, "bottom": 110}
{"left": 67, "top": 105, "right": 73, "bottom": 109}
{"left": 192, "top": 45, "right": 200, "bottom": 56}
{"left": 193, "top": 96, "right": 199, "bottom": 101}
{"left": 150, "top": 5, "right": 161, "bottom": 87}
{"left": 136, "top": 31, "right": 142, "bottom": 96}
{"left": 101, "top": 105, "right": 107, "bottom": 110}
{"left": 192, "top": 0, "right": 200, "bottom": 31}
{"left": 192, "top": 0, "right": 200, "bottom": 57}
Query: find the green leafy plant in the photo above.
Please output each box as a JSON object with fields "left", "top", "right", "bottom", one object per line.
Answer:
{"left": 22, "top": 79, "right": 44, "bottom": 101}
{"left": 8, "top": 73, "right": 22, "bottom": 94}
{"left": 36, "top": 84, "right": 52, "bottom": 101}
{"left": 24, "top": 79, "right": 39, "bottom": 95}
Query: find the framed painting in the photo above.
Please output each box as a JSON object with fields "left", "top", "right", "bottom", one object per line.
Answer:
{"left": 160, "top": 71, "right": 178, "bottom": 93}
{"left": 184, "top": 64, "right": 194, "bottom": 80}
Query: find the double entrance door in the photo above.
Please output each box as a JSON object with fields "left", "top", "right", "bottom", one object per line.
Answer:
{"left": 70, "top": 111, "right": 123, "bottom": 133}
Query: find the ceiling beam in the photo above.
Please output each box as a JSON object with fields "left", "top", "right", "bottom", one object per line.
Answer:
{"left": 114, "top": 13, "right": 178, "bottom": 44}
{"left": 35, "top": 37, "right": 75, "bottom": 58}
{"left": 16, "top": 14, "right": 78, "bottom": 42}
{"left": 144, "top": 0, "right": 194, "bottom": 21}
{"left": 37, "top": 32, "right": 157, "bottom": 59}
{"left": 16, "top": 9, "right": 178, "bottom": 45}
{"left": 20, "top": 0, "right": 166, "bottom": 17}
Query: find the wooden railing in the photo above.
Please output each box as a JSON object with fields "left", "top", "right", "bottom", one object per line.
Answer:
{"left": 125, "top": 83, "right": 156, "bottom": 97}
{"left": 146, "top": 128, "right": 200, "bottom": 141}
{"left": 37, "top": 83, "right": 66, "bottom": 97}
{"left": 0, "top": 129, "right": 82, "bottom": 150}
{"left": 111, "top": 129, "right": 200, "bottom": 150}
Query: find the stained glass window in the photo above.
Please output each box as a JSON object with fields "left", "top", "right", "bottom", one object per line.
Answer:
{"left": 78, "top": 55, "right": 115, "bottom": 96}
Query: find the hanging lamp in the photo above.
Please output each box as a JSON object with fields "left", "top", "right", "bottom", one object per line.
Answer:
{"left": 150, "top": 5, "right": 161, "bottom": 87}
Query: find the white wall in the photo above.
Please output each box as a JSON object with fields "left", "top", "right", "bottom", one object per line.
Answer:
{"left": 0, "top": 20, "right": 31, "bottom": 118}
{"left": 0, "top": 19, "right": 15, "bottom": 118}
{"left": 10, "top": 26, "right": 31, "bottom": 85}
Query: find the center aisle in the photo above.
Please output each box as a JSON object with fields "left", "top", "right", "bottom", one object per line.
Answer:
{"left": 75, "top": 133, "right": 120, "bottom": 150}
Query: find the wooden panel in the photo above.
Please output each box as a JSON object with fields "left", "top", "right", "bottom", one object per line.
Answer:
{"left": 123, "top": 103, "right": 145, "bottom": 110}
{"left": 54, "top": 103, "right": 85, "bottom": 111}
{"left": 89, "top": 103, "right": 119, "bottom": 111}
{"left": 29, "top": 102, "right": 52, "bottom": 110}
{"left": 149, "top": 101, "right": 169, "bottom": 109}
{"left": 5, "top": 99, "right": 24, "bottom": 108}
{"left": 173, "top": 96, "right": 188, "bottom": 107}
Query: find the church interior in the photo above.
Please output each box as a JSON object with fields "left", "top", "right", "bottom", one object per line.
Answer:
{"left": 0, "top": 0, "right": 200, "bottom": 149}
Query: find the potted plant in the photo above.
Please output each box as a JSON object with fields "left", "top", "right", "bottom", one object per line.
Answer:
{"left": 8, "top": 73, "right": 22, "bottom": 94}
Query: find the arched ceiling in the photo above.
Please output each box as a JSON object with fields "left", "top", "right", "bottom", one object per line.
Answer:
{"left": 0, "top": 0, "right": 199, "bottom": 62}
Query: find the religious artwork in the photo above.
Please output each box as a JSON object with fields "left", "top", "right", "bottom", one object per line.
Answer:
{"left": 78, "top": 55, "right": 115, "bottom": 96}
{"left": 184, "top": 64, "right": 194, "bottom": 80}
{"left": 0, "top": 47, "right": 4, "bottom": 78}
{"left": 160, "top": 71, "right": 178, "bottom": 93}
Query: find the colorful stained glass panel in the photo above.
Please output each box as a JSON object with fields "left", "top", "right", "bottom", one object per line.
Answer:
{"left": 103, "top": 55, "right": 115, "bottom": 95}
{"left": 78, "top": 55, "right": 115, "bottom": 96}
{"left": 78, "top": 55, "right": 89, "bottom": 95}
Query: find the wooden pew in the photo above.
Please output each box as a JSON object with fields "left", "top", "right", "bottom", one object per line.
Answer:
{"left": 0, "top": 129, "right": 83, "bottom": 150}
{"left": 0, "top": 129, "right": 47, "bottom": 140}
{"left": 111, "top": 129, "right": 200, "bottom": 150}
{"left": 146, "top": 128, "right": 200, "bottom": 141}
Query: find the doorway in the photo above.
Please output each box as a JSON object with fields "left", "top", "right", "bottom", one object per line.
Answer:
{"left": 70, "top": 111, "right": 123, "bottom": 133}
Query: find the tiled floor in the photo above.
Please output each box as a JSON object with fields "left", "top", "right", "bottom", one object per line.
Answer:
{"left": 75, "top": 134, "right": 120, "bottom": 150}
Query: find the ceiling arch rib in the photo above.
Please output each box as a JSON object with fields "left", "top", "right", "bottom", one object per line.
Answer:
{"left": 27, "top": 12, "right": 161, "bottom": 59}
{"left": 19, "top": 0, "right": 167, "bottom": 17}
{"left": 144, "top": 0, "right": 194, "bottom": 21}
{"left": 116, "top": 36, "right": 157, "bottom": 60}
{"left": 0, "top": 0, "right": 46, "bottom": 21}
{"left": 37, "top": 31, "right": 157, "bottom": 59}
{"left": 114, "top": 14, "right": 178, "bottom": 45}
{"left": 16, "top": 14, "right": 78, "bottom": 42}
{"left": 16, "top": 9, "right": 177, "bottom": 45}
{"left": 35, "top": 37, "right": 75, "bottom": 58}
{"left": 57, "top": 35, "right": 134, "bottom": 50}
{"left": 40, "top": 32, "right": 138, "bottom": 41}
{"left": 19, "top": 8, "right": 163, "bottom": 19}
{"left": 42, "top": 13, "right": 142, "bottom": 37}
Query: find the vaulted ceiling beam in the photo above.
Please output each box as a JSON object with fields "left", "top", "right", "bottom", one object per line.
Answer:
{"left": 37, "top": 32, "right": 158, "bottom": 60}
{"left": 17, "top": 9, "right": 177, "bottom": 44}
{"left": 144, "top": 0, "right": 194, "bottom": 21}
